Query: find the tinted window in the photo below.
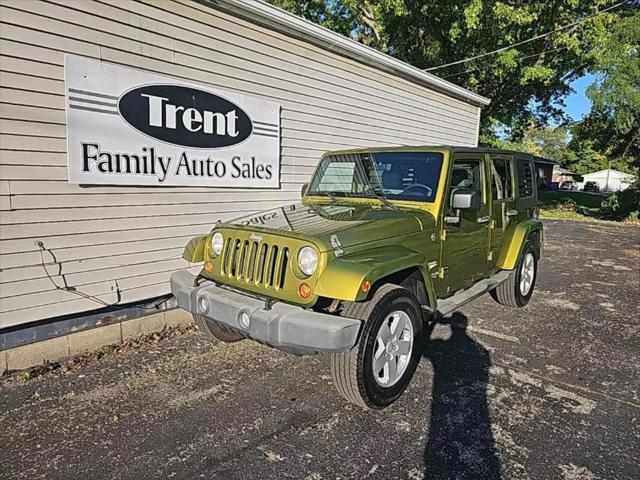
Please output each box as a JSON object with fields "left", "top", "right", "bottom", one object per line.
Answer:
{"left": 448, "top": 159, "right": 483, "bottom": 216}
{"left": 450, "top": 159, "right": 482, "bottom": 194}
{"left": 516, "top": 158, "right": 534, "bottom": 198}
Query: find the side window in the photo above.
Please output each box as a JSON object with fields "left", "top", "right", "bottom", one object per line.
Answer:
{"left": 516, "top": 158, "right": 534, "bottom": 198}
{"left": 449, "top": 158, "right": 483, "bottom": 213}
{"left": 491, "top": 156, "right": 513, "bottom": 200}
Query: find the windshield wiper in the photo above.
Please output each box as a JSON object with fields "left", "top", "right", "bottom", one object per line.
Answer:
{"left": 354, "top": 153, "right": 398, "bottom": 210}
{"left": 361, "top": 190, "right": 398, "bottom": 210}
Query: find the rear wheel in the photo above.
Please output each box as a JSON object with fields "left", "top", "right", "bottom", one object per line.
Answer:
{"left": 193, "top": 313, "right": 245, "bottom": 342}
{"left": 330, "top": 284, "right": 423, "bottom": 409}
{"left": 490, "top": 242, "right": 538, "bottom": 307}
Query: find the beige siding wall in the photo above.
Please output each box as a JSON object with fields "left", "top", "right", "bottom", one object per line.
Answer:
{"left": 0, "top": 0, "right": 481, "bottom": 328}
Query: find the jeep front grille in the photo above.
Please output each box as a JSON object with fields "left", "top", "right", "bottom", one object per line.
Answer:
{"left": 221, "top": 237, "right": 290, "bottom": 290}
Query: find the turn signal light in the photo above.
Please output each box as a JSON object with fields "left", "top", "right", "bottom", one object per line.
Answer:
{"left": 204, "top": 261, "right": 214, "bottom": 274}
{"left": 298, "top": 283, "right": 311, "bottom": 298}
{"left": 361, "top": 279, "right": 371, "bottom": 293}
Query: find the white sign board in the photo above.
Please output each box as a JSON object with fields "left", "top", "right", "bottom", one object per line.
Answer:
{"left": 65, "top": 55, "right": 280, "bottom": 187}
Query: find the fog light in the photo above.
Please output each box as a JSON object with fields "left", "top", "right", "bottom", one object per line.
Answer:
{"left": 298, "top": 283, "right": 311, "bottom": 298}
{"left": 198, "top": 296, "right": 210, "bottom": 313}
{"left": 204, "top": 261, "right": 214, "bottom": 274}
{"left": 238, "top": 311, "right": 250, "bottom": 329}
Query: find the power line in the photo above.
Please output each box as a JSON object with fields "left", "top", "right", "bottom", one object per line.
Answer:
{"left": 440, "top": 46, "right": 569, "bottom": 79}
{"left": 423, "top": 0, "right": 627, "bottom": 72}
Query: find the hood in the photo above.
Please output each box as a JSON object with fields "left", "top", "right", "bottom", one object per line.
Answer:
{"left": 224, "top": 201, "right": 435, "bottom": 251}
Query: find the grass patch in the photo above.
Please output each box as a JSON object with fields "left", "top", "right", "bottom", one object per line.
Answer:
{"left": 538, "top": 190, "right": 610, "bottom": 221}
{"left": 538, "top": 209, "right": 595, "bottom": 222}
{"left": 538, "top": 190, "right": 607, "bottom": 210}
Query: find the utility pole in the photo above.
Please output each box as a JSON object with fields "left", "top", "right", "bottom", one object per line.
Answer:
{"left": 605, "top": 159, "right": 611, "bottom": 192}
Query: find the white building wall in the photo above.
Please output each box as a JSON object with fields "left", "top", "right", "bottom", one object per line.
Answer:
{"left": 0, "top": 0, "right": 484, "bottom": 328}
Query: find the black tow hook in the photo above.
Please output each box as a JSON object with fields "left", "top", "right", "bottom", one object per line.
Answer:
{"left": 194, "top": 274, "right": 209, "bottom": 287}
{"left": 264, "top": 298, "right": 277, "bottom": 311}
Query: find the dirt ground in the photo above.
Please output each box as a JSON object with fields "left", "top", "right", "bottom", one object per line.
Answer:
{"left": 1, "top": 220, "right": 639, "bottom": 480}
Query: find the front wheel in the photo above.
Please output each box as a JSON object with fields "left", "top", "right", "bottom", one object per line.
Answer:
{"left": 490, "top": 242, "right": 538, "bottom": 307}
{"left": 331, "top": 284, "right": 423, "bottom": 409}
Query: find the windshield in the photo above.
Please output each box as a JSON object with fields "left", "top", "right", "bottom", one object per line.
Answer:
{"left": 307, "top": 151, "right": 444, "bottom": 202}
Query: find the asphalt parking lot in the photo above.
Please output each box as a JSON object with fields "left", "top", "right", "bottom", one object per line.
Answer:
{"left": 1, "top": 220, "right": 639, "bottom": 480}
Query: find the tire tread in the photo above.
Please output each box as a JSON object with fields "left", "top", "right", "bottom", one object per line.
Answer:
{"left": 330, "top": 284, "right": 420, "bottom": 408}
{"left": 490, "top": 241, "right": 537, "bottom": 308}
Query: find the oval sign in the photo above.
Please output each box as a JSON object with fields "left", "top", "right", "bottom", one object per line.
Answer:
{"left": 118, "top": 84, "right": 252, "bottom": 148}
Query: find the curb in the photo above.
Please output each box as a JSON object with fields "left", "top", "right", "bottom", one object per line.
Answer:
{"left": 2, "top": 308, "right": 192, "bottom": 374}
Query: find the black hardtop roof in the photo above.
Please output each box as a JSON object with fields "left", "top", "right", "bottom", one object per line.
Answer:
{"left": 450, "top": 146, "right": 534, "bottom": 158}
{"left": 325, "top": 145, "right": 537, "bottom": 159}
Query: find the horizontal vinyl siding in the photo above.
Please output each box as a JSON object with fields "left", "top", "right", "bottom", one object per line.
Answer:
{"left": 0, "top": 0, "right": 481, "bottom": 328}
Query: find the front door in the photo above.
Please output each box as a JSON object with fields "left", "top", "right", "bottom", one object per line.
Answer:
{"left": 488, "top": 154, "right": 518, "bottom": 267}
{"left": 438, "top": 154, "right": 491, "bottom": 295}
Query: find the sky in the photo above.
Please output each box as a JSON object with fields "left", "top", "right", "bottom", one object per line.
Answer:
{"left": 563, "top": 74, "right": 595, "bottom": 121}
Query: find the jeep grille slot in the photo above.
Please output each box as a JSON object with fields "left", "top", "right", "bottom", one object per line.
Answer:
{"left": 220, "top": 235, "right": 289, "bottom": 290}
{"left": 266, "top": 246, "right": 279, "bottom": 287}
{"left": 279, "top": 248, "right": 289, "bottom": 289}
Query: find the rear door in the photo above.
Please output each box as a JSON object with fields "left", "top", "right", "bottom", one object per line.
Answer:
{"left": 488, "top": 153, "right": 517, "bottom": 267}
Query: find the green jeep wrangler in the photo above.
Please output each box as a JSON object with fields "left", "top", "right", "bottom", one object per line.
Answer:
{"left": 171, "top": 146, "right": 542, "bottom": 409}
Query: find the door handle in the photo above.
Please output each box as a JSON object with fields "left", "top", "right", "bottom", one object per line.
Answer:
{"left": 506, "top": 210, "right": 518, "bottom": 217}
{"left": 477, "top": 216, "right": 491, "bottom": 224}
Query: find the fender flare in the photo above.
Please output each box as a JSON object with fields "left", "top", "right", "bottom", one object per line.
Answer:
{"left": 314, "top": 245, "right": 437, "bottom": 307}
{"left": 182, "top": 235, "right": 207, "bottom": 263}
{"left": 496, "top": 220, "right": 543, "bottom": 270}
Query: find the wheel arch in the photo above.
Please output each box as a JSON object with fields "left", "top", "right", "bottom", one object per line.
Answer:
{"left": 368, "top": 266, "right": 436, "bottom": 311}
{"left": 183, "top": 235, "right": 207, "bottom": 263}
{"left": 313, "top": 246, "right": 437, "bottom": 308}
{"left": 496, "top": 220, "right": 543, "bottom": 270}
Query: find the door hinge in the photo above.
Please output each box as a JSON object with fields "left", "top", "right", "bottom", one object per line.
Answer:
{"left": 437, "top": 266, "right": 448, "bottom": 279}
{"left": 489, "top": 219, "right": 496, "bottom": 230}
{"left": 440, "top": 229, "right": 448, "bottom": 241}
{"left": 487, "top": 251, "right": 493, "bottom": 261}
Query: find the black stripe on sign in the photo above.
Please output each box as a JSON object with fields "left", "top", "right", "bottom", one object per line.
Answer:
{"left": 253, "top": 131, "right": 279, "bottom": 138}
{"left": 69, "top": 104, "right": 118, "bottom": 115}
{"left": 68, "top": 96, "right": 117, "bottom": 108}
{"left": 68, "top": 88, "right": 119, "bottom": 100}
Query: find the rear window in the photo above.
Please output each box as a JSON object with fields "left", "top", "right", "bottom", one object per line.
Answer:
{"left": 516, "top": 159, "right": 535, "bottom": 198}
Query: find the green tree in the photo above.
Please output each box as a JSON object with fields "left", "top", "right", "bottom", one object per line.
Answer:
{"left": 487, "top": 124, "right": 569, "bottom": 160}
{"left": 568, "top": 11, "right": 640, "bottom": 171}
{"left": 269, "top": 0, "right": 635, "bottom": 136}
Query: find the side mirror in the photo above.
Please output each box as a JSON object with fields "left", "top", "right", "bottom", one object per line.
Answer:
{"left": 445, "top": 188, "right": 481, "bottom": 225}
{"left": 451, "top": 188, "right": 481, "bottom": 211}
{"left": 301, "top": 183, "right": 308, "bottom": 197}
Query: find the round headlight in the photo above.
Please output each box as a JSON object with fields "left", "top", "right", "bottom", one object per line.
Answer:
{"left": 297, "top": 246, "right": 318, "bottom": 276}
{"left": 211, "top": 232, "right": 224, "bottom": 256}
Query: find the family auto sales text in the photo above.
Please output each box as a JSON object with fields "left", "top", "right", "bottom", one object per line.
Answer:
{"left": 80, "top": 142, "right": 274, "bottom": 182}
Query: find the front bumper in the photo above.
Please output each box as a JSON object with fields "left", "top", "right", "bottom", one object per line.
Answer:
{"left": 170, "top": 271, "right": 361, "bottom": 355}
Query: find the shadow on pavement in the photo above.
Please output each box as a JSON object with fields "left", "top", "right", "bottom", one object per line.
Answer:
{"left": 421, "top": 312, "right": 501, "bottom": 480}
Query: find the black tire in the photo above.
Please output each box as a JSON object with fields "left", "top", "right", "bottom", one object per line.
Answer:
{"left": 192, "top": 313, "right": 245, "bottom": 343}
{"left": 490, "top": 242, "right": 538, "bottom": 308}
{"left": 330, "top": 284, "right": 423, "bottom": 409}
